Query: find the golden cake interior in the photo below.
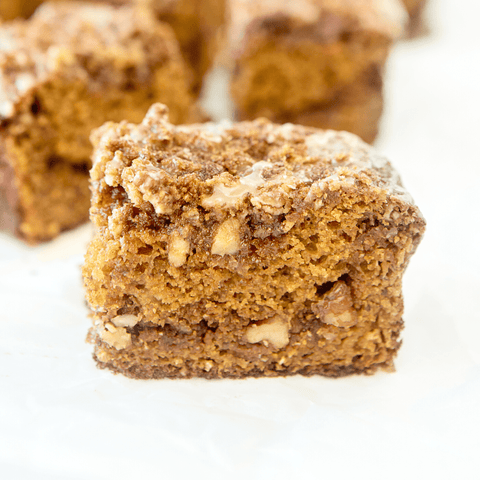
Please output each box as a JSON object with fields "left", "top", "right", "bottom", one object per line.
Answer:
{"left": 259, "top": 65, "right": 384, "bottom": 144}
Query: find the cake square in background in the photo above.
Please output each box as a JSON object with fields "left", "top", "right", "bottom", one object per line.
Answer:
{"left": 0, "top": 1, "right": 196, "bottom": 243}
{"left": 229, "top": 0, "right": 407, "bottom": 143}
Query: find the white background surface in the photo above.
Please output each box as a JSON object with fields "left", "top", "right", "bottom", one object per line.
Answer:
{"left": 1, "top": 1, "right": 479, "bottom": 478}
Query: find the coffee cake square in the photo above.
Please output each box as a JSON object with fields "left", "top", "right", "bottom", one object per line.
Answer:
{"left": 83, "top": 103, "right": 425, "bottom": 379}
{"left": 0, "top": 1, "right": 195, "bottom": 242}
{"left": 229, "top": 0, "right": 407, "bottom": 143}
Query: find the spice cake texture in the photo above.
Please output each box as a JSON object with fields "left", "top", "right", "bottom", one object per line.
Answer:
{"left": 230, "top": 0, "right": 407, "bottom": 143}
{"left": 83, "top": 104, "right": 425, "bottom": 379}
{"left": 0, "top": 1, "right": 196, "bottom": 243}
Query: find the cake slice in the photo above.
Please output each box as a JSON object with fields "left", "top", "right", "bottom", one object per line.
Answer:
{"left": 83, "top": 104, "right": 425, "bottom": 379}
{"left": 229, "top": 0, "right": 407, "bottom": 143}
{"left": 0, "top": 1, "right": 196, "bottom": 243}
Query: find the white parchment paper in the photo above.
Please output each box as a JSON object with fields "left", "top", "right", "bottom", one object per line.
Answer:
{"left": 1, "top": 1, "right": 479, "bottom": 478}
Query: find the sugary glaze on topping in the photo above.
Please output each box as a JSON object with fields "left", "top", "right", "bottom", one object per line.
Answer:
{"left": 91, "top": 103, "right": 417, "bottom": 226}
{"left": 229, "top": 0, "right": 407, "bottom": 48}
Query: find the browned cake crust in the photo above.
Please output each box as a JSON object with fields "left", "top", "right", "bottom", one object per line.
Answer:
{"left": 83, "top": 104, "right": 425, "bottom": 380}
{"left": 230, "top": 0, "right": 406, "bottom": 143}
{"left": 0, "top": 1, "right": 195, "bottom": 243}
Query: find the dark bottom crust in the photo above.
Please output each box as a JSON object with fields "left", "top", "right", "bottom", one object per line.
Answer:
{"left": 93, "top": 353, "right": 396, "bottom": 380}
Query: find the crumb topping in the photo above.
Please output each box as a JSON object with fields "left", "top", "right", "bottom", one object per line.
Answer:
{"left": 230, "top": 0, "right": 407, "bottom": 49}
{"left": 91, "top": 103, "right": 417, "bottom": 224}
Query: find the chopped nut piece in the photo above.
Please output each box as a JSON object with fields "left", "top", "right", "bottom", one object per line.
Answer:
{"left": 101, "top": 323, "right": 131, "bottom": 350}
{"left": 168, "top": 231, "right": 190, "bottom": 267}
{"left": 112, "top": 314, "right": 140, "bottom": 328}
{"left": 324, "top": 310, "right": 355, "bottom": 327}
{"left": 211, "top": 218, "right": 240, "bottom": 256}
{"left": 204, "top": 361, "right": 213, "bottom": 372}
{"left": 313, "top": 281, "right": 358, "bottom": 328}
{"left": 246, "top": 318, "right": 290, "bottom": 349}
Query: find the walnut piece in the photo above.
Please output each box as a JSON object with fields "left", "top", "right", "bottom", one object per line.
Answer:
{"left": 313, "top": 280, "right": 358, "bottom": 328}
{"left": 246, "top": 317, "right": 289, "bottom": 349}
{"left": 168, "top": 231, "right": 190, "bottom": 267}
{"left": 211, "top": 218, "right": 240, "bottom": 256}
{"left": 101, "top": 322, "right": 131, "bottom": 350}
{"left": 112, "top": 314, "right": 140, "bottom": 328}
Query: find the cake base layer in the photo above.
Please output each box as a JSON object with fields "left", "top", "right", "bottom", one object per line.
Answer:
{"left": 91, "top": 314, "right": 399, "bottom": 379}
{"left": 94, "top": 354, "right": 394, "bottom": 380}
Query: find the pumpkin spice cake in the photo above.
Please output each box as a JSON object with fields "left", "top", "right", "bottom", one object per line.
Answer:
{"left": 229, "top": 0, "right": 407, "bottom": 143}
{"left": 83, "top": 103, "right": 425, "bottom": 379}
{"left": 0, "top": 1, "right": 196, "bottom": 243}
{"left": 278, "top": 65, "right": 383, "bottom": 147}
